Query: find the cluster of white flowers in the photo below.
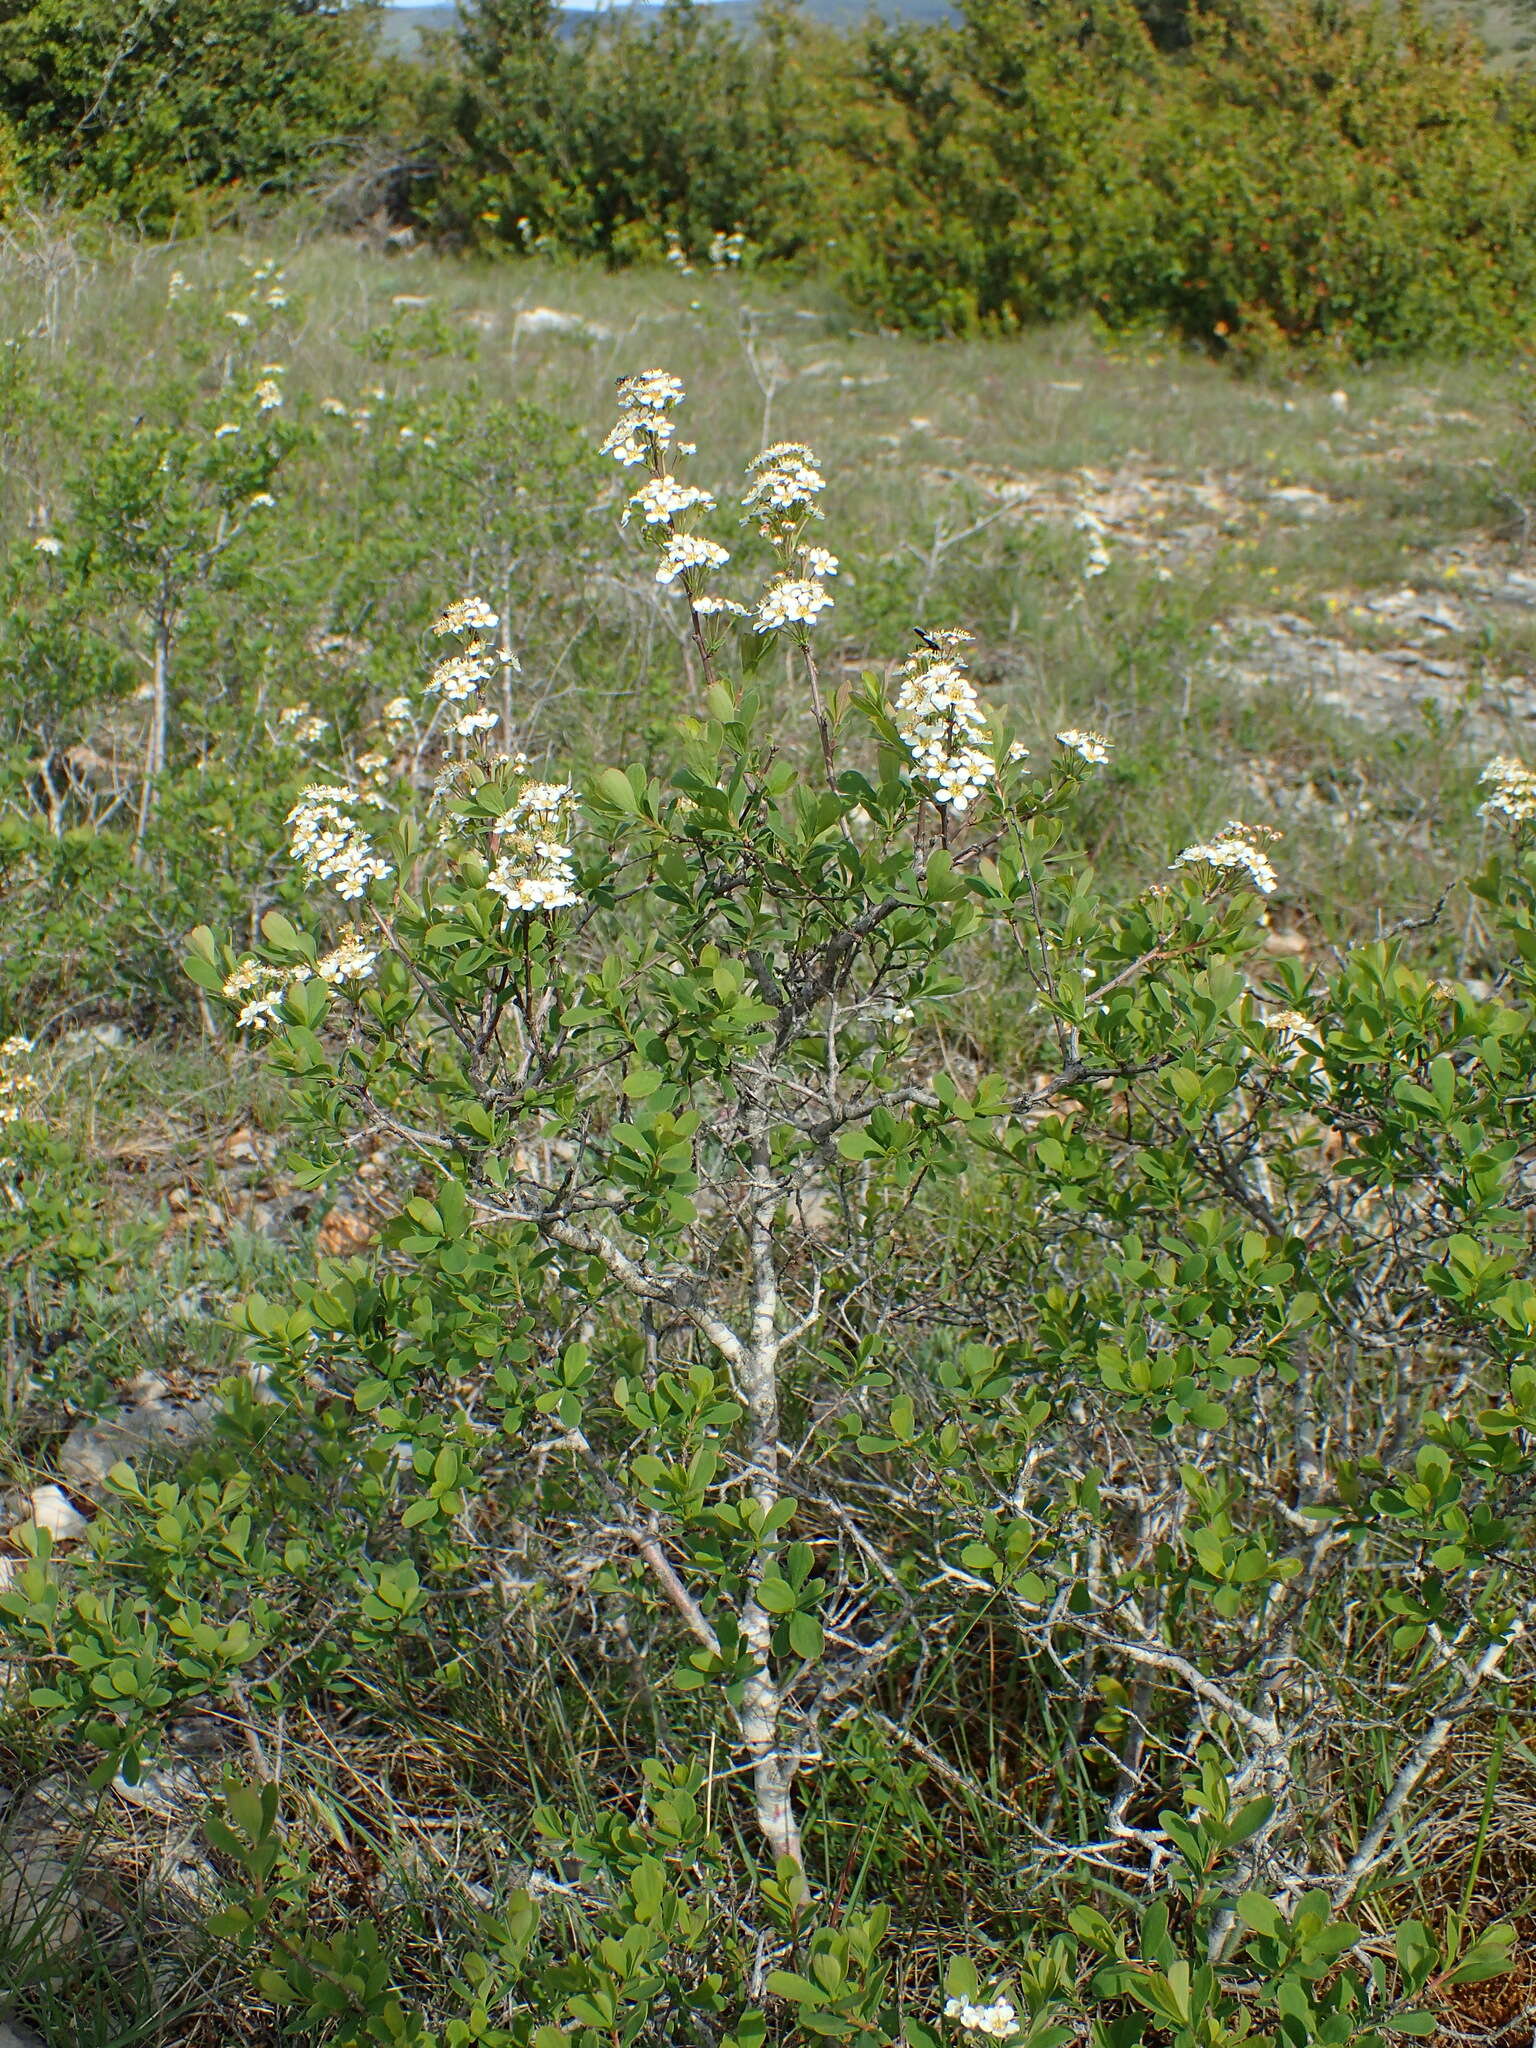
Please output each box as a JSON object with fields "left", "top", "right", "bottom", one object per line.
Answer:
{"left": 434, "top": 597, "right": 500, "bottom": 638}
{"left": 0, "top": 1036, "right": 39, "bottom": 1126}
{"left": 254, "top": 377, "right": 283, "bottom": 413}
{"left": 944, "top": 1997, "right": 1018, "bottom": 2040}
{"left": 709, "top": 230, "right": 746, "bottom": 269}
{"left": 220, "top": 958, "right": 291, "bottom": 1032}
{"left": 1056, "top": 728, "right": 1111, "bottom": 766}
{"left": 601, "top": 371, "right": 685, "bottom": 468}
{"left": 428, "top": 651, "right": 496, "bottom": 705}
{"left": 315, "top": 933, "right": 379, "bottom": 985}
{"left": 383, "top": 695, "right": 414, "bottom": 733}
{"left": 225, "top": 309, "right": 253, "bottom": 330}
{"left": 1264, "top": 1007, "right": 1318, "bottom": 1056}
{"left": 221, "top": 931, "right": 378, "bottom": 1032}
{"left": 276, "top": 703, "right": 328, "bottom": 747}
{"left": 744, "top": 442, "right": 825, "bottom": 534}
{"left": 893, "top": 630, "right": 994, "bottom": 814}
{"left": 288, "top": 785, "right": 392, "bottom": 902}
{"left": 1074, "top": 505, "right": 1111, "bottom": 579}
{"left": 421, "top": 597, "right": 515, "bottom": 743}
{"left": 239, "top": 257, "right": 289, "bottom": 311}
{"left": 167, "top": 269, "right": 193, "bottom": 303}
{"left": 1479, "top": 754, "right": 1536, "bottom": 825}
{"left": 1173, "top": 820, "right": 1280, "bottom": 896}
{"left": 657, "top": 533, "right": 732, "bottom": 586}
{"left": 486, "top": 778, "right": 583, "bottom": 914}
{"left": 756, "top": 576, "right": 835, "bottom": 633}
{"left": 32, "top": 535, "right": 62, "bottom": 558}
{"left": 743, "top": 443, "right": 835, "bottom": 634}
{"left": 624, "top": 478, "right": 716, "bottom": 527}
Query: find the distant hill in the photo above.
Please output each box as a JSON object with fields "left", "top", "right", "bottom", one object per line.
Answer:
{"left": 376, "top": 0, "right": 955, "bottom": 59}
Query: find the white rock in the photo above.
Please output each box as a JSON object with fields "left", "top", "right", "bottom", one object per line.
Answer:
{"left": 0, "top": 2014, "right": 51, "bottom": 2048}
{"left": 512, "top": 305, "right": 611, "bottom": 341}
{"left": 57, "top": 1394, "right": 216, "bottom": 1498}
{"left": 27, "top": 1486, "right": 85, "bottom": 1544}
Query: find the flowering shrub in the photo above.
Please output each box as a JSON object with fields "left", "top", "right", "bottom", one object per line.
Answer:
{"left": 3, "top": 364, "right": 1486, "bottom": 2036}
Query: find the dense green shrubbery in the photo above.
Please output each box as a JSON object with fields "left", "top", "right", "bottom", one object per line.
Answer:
{"left": 0, "top": 0, "right": 1533, "bottom": 360}
{"left": 422, "top": 0, "right": 818, "bottom": 266}
{"left": 415, "top": 0, "right": 1536, "bottom": 362}
{"left": 0, "top": 0, "right": 386, "bottom": 227}
{"left": 829, "top": 0, "right": 1536, "bottom": 360}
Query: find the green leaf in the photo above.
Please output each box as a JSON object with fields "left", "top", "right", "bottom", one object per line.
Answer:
{"left": 766, "top": 1971, "right": 825, "bottom": 2006}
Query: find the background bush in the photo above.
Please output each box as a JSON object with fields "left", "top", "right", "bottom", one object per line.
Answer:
{"left": 0, "top": 0, "right": 387, "bottom": 227}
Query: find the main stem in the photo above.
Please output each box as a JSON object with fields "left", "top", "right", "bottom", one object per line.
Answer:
{"left": 132, "top": 599, "right": 171, "bottom": 868}
{"left": 737, "top": 1094, "right": 804, "bottom": 1868}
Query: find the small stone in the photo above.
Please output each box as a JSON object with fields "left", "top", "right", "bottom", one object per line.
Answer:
{"left": 316, "top": 1206, "right": 374, "bottom": 1257}
{"left": 0, "top": 2015, "right": 52, "bottom": 2048}
{"left": 58, "top": 1395, "right": 216, "bottom": 1499}
{"left": 27, "top": 1487, "right": 85, "bottom": 1545}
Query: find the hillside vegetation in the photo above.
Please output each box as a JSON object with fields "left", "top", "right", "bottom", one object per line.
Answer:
{"left": 2, "top": 0, "right": 1536, "bottom": 360}
{"left": 7, "top": 3, "right": 1536, "bottom": 2046}
{"left": 5, "top": 225, "right": 1536, "bottom": 2045}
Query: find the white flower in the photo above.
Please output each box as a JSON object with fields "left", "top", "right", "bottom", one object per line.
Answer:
{"left": 1074, "top": 507, "right": 1111, "bottom": 579}
{"left": 222, "top": 959, "right": 291, "bottom": 1032}
{"left": 454, "top": 708, "right": 500, "bottom": 737}
{"left": 1480, "top": 754, "right": 1536, "bottom": 825}
{"left": 224, "top": 309, "right": 253, "bottom": 329}
{"left": 427, "top": 651, "right": 495, "bottom": 704}
{"left": 0, "top": 1036, "right": 39, "bottom": 1125}
{"left": 484, "top": 778, "right": 583, "bottom": 915}
{"left": 892, "top": 634, "right": 994, "bottom": 814}
{"left": 276, "top": 705, "right": 327, "bottom": 746}
{"left": 254, "top": 378, "right": 283, "bottom": 412}
{"left": 1265, "top": 1007, "right": 1317, "bottom": 1056}
{"left": 944, "top": 1996, "right": 1019, "bottom": 2040}
{"left": 617, "top": 369, "right": 685, "bottom": 414}
{"left": 383, "top": 695, "right": 413, "bottom": 730}
{"left": 315, "top": 933, "right": 379, "bottom": 986}
{"left": 32, "top": 535, "right": 62, "bottom": 556}
{"left": 1056, "top": 728, "right": 1111, "bottom": 766}
{"left": 247, "top": 493, "right": 276, "bottom": 510}
{"left": 321, "top": 397, "right": 348, "bottom": 417}
{"left": 744, "top": 442, "right": 826, "bottom": 533}
{"left": 624, "top": 477, "right": 717, "bottom": 527}
{"left": 288, "top": 785, "right": 392, "bottom": 902}
{"left": 432, "top": 597, "right": 500, "bottom": 638}
{"left": 167, "top": 270, "right": 192, "bottom": 302}
{"left": 802, "top": 546, "right": 838, "bottom": 579}
{"left": 214, "top": 422, "right": 241, "bottom": 439}
{"left": 265, "top": 288, "right": 289, "bottom": 309}
{"left": 657, "top": 533, "right": 731, "bottom": 586}
{"left": 691, "top": 595, "right": 748, "bottom": 618}
{"left": 1173, "top": 821, "right": 1280, "bottom": 896}
{"left": 756, "top": 576, "right": 833, "bottom": 632}
{"left": 1006, "top": 740, "right": 1030, "bottom": 763}
{"left": 601, "top": 410, "right": 676, "bottom": 467}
